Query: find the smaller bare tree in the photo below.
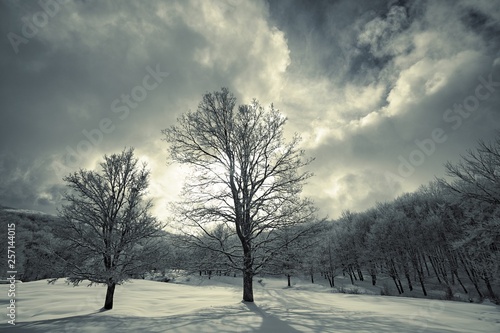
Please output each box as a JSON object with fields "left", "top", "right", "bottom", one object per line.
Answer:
{"left": 439, "top": 136, "right": 500, "bottom": 205}
{"left": 58, "top": 148, "right": 165, "bottom": 310}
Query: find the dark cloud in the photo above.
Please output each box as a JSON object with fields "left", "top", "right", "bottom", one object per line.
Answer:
{"left": 268, "top": 0, "right": 500, "bottom": 217}
{"left": 1, "top": 0, "right": 500, "bottom": 219}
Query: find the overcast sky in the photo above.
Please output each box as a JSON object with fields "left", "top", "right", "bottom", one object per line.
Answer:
{"left": 1, "top": 0, "right": 500, "bottom": 220}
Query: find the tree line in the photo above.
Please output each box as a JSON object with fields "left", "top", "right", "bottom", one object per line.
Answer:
{"left": 171, "top": 136, "right": 500, "bottom": 304}
{"left": 258, "top": 137, "right": 500, "bottom": 302}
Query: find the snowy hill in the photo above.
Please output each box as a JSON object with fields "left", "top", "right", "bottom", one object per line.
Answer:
{"left": 3, "top": 208, "right": 51, "bottom": 216}
{"left": 0, "top": 276, "right": 498, "bottom": 332}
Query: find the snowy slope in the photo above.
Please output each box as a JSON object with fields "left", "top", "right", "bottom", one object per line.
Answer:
{"left": 3, "top": 208, "right": 50, "bottom": 216}
{"left": 0, "top": 276, "right": 498, "bottom": 332}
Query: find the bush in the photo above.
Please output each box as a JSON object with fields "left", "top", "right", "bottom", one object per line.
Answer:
{"left": 337, "top": 286, "right": 361, "bottom": 294}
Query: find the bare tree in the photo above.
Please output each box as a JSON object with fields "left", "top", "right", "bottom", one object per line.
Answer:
{"left": 439, "top": 136, "right": 500, "bottom": 205}
{"left": 439, "top": 136, "right": 500, "bottom": 301}
{"left": 58, "top": 148, "right": 164, "bottom": 310}
{"left": 162, "top": 88, "right": 317, "bottom": 302}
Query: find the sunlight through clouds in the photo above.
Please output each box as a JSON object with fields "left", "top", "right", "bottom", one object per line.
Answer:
{"left": 1, "top": 0, "right": 500, "bottom": 220}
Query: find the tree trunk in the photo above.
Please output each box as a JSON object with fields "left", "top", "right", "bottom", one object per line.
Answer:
{"left": 357, "top": 269, "right": 364, "bottom": 281}
{"left": 242, "top": 249, "right": 254, "bottom": 302}
{"left": 459, "top": 254, "right": 483, "bottom": 298}
{"left": 428, "top": 255, "right": 442, "bottom": 284}
{"left": 369, "top": 264, "right": 377, "bottom": 286}
{"left": 454, "top": 271, "right": 468, "bottom": 294}
{"left": 422, "top": 253, "right": 430, "bottom": 276}
{"left": 104, "top": 282, "right": 116, "bottom": 310}
{"left": 348, "top": 267, "right": 354, "bottom": 284}
{"left": 287, "top": 274, "right": 291, "bottom": 287}
{"left": 469, "top": 272, "right": 483, "bottom": 298}
{"left": 405, "top": 271, "right": 413, "bottom": 291}
{"left": 392, "top": 276, "right": 402, "bottom": 294}
{"left": 327, "top": 274, "right": 334, "bottom": 287}
{"left": 415, "top": 264, "right": 427, "bottom": 296}
{"left": 397, "top": 278, "right": 404, "bottom": 294}
{"left": 411, "top": 254, "right": 427, "bottom": 296}
{"left": 438, "top": 261, "right": 448, "bottom": 284}
{"left": 483, "top": 275, "right": 497, "bottom": 301}
{"left": 418, "top": 273, "right": 427, "bottom": 296}
{"left": 243, "top": 270, "right": 254, "bottom": 302}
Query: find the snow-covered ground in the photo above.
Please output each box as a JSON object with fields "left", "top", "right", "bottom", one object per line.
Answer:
{"left": 0, "top": 275, "right": 498, "bottom": 332}
{"left": 3, "top": 208, "right": 49, "bottom": 216}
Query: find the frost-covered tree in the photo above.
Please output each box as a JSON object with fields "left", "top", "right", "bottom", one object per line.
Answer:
{"left": 318, "top": 229, "right": 340, "bottom": 288}
{"left": 58, "top": 148, "right": 164, "bottom": 310}
{"left": 439, "top": 137, "right": 500, "bottom": 301}
{"left": 162, "top": 88, "right": 317, "bottom": 302}
{"left": 440, "top": 136, "right": 500, "bottom": 205}
{"left": 264, "top": 223, "right": 321, "bottom": 287}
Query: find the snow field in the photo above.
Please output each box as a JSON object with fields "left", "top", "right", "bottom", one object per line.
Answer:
{"left": 0, "top": 275, "right": 498, "bottom": 332}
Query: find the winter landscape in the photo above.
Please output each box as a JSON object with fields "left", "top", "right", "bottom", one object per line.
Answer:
{"left": 2, "top": 0, "right": 500, "bottom": 332}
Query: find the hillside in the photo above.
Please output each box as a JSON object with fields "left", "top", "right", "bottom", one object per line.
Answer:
{"left": 0, "top": 207, "right": 64, "bottom": 281}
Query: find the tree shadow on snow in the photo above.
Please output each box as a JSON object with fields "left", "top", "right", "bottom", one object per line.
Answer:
{"left": 0, "top": 311, "right": 103, "bottom": 333}
{"left": 243, "top": 301, "right": 302, "bottom": 332}
{"left": 0, "top": 301, "right": 459, "bottom": 333}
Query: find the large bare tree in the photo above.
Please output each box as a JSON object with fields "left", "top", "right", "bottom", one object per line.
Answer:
{"left": 162, "top": 88, "right": 317, "bottom": 302}
{"left": 58, "top": 148, "right": 164, "bottom": 310}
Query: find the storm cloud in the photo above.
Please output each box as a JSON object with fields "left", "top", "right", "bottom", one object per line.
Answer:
{"left": 1, "top": 0, "right": 499, "bottom": 219}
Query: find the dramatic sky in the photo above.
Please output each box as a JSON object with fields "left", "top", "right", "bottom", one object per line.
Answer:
{"left": 1, "top": 0, "right": 500, "bottom": 221}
